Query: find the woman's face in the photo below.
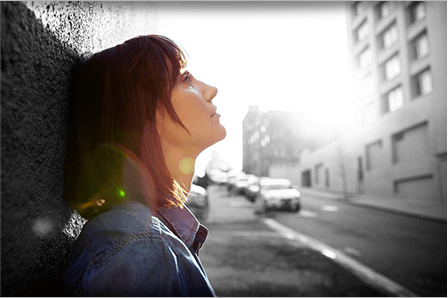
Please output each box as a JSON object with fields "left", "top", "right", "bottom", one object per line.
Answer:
{"left": 157, "top": 71, "right": 226, "bottom": 154}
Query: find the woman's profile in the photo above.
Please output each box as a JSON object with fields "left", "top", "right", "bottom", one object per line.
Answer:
{"left": 63, "top": 35, "right": 226, "bottom": 296}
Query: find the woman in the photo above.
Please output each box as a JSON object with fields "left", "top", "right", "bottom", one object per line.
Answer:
{"left": 63, "top": 35, "right": 226, "bottom": 296}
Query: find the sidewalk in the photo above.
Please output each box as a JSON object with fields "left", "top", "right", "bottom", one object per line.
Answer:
{"left": 298, "top": 187, "right": 447, "bottom": 222}
{"left": 200, "top": 185, "right": 387, "bottom": 297}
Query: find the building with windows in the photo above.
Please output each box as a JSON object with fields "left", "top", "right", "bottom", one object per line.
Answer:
{"left": 242, "top": 106, "right": 336, "bottom": 181}
{"left": 243, "top": 106, "right": 307, "bottom": 177}
{"left": 296, "top": 1, "right": 446, "bottom": 203}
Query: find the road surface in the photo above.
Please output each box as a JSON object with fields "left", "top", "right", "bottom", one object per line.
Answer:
{"left": 263, "top": 192, "right": 447, "bottom": 297}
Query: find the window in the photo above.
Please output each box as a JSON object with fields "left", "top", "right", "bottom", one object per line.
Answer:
{"left": 377, "top": 2, "right": 396, "bottom": 20}
{"left": 366, "top": 140, "right": 383, "bottom": 171}
{"left": 353, "top": 1, "right": 366, "bottom": 17}
{"left": 355, "top": 20, "right": 369, "bottom": 43}
{"left": 358, "top": 47, "right": 372, "bottom": 68}
{"left": 385, "top": 86, "right": 404, "bottom": 113}
{"left": 408, "top": 2, "right": 426, "bottom": 25}
{"left": 260, "top": 135, "right": 270, "bottom": 147}
{"left": 412, "top": 68, "right": 433, "bottom": 97}
{"left": 410, "top": 31, "right": 430, "bottom": 60}
{"left": 384, "top": 54, "right": 401, "bottom": 80}
{"left": 379, "top": 23, "right": 398, "bottom": 50}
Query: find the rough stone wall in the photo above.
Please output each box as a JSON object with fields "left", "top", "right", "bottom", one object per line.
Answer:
{"left": 1, "top": 2, "right": 159, "bottom": 296}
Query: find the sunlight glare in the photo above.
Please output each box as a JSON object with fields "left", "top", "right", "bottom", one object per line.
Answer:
{"left": 157, "top": 2, "right": 352, "bottom": 172}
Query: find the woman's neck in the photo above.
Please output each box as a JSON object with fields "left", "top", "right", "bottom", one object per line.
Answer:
{"left": 163, "top": 145, "right": 199, "bottom": 193}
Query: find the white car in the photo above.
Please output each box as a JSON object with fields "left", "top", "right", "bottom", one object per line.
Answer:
{"left": 254, "top": 178, "right": 301, "bottom": 212}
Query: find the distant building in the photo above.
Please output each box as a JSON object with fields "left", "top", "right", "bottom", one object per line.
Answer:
{"left": 298, "top": 1, "right": 446, "bottom": 203}
{"left": 242, "top": 106, "right": 336, "bottom": 182}
{"left": 242, "top": 106, "right": 263, "bottom": 176}
{"left": 205, "top": 150, "right": 230, "bottom": 173}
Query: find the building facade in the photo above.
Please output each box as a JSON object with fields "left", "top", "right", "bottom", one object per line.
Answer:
{"left": 242, "top": 106, "right": 336, "bottom": 183}
{"left": 206, "top": 150, "right": 231, "bottom": 173}
{"left": 298, "top": 1, "right": 446, "bottom": 203}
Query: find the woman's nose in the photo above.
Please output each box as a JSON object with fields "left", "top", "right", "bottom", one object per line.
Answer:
{"left": 204, "top": 84, "right": 218, "bottom": 102}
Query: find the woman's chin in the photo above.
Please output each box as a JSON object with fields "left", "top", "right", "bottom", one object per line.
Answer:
{"left": 199, "top": 127, "right": 227, "bottom": 151}
{"left": 215, "top": 125, "right": 227, "bottom": 142}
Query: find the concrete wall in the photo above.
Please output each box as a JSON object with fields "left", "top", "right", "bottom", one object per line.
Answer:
{"left": 1, "top": 2, "right": 159, "bottom": 295}
{"left": 293, "top": 134, "right": 362, "bottom": 196}
{"left": 426, "top": 1, "right": 447, "bottom": 155}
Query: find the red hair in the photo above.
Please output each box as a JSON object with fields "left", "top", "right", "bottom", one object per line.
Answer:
{"left": 64, "top": 35, "right": 189, "bottom": 219}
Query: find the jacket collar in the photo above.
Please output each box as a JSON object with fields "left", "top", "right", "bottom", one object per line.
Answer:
{"left": 156, "top": 203, "right": 208, "bottom": 253}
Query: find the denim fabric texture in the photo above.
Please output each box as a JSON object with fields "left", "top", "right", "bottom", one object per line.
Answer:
{"left": 63, "top": 201, "right": 216, "bottom": 296}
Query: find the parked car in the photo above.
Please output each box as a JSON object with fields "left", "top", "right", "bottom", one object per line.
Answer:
{"left": 193, "top": 173, "right": 211, "bottom": 189}
{"left": 235, "top": 174, "right": 257, "bottom": 195}
{"left": 228, "top": 172, "right": 250, "bottom": 195}
{"left": 186, "top": 184, "right": 209, "bottom": 221}
{"left": 244, "top": 176, "right": 261, "bottom": 202}
{"left": 208, "top": 170, "right": 228, "bottom": 185}
{"left": 254, "top": 178, "right": 301, "bottom": 212}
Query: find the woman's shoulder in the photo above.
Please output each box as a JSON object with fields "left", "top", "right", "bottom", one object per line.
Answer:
{"left": 63, "top": 202, "right": 213, "bottom": 296}
{"left": 64, "top": 202, "right": 178, "bottom": 290}
{"left": 79, "top": 202, "right": 176, "bottom": 252}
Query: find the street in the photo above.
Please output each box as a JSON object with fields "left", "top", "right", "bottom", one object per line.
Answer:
{"left": 199, "top": 185, "right": 446, "bottom": 297}
{"left": 268, "top": 193, "right": 447, "bottom": 297}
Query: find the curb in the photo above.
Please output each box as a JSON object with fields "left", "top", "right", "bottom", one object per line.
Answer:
{"left": 301, "top": 189, "right": 446, "bottom": 223}
{"left": 262, "top": 218, "right": 419, "bottom": 297}
{"left": 347, "top": 200, "right": 447, "bottom": 223}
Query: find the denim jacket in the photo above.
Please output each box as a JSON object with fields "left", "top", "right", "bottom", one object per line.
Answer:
{"left": 63, "top": 201, "right": 216, "bottom": 296}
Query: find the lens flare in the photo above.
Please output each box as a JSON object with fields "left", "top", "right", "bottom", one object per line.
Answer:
{"left": 179, "top": 157, "right": 194, "bottom": 174}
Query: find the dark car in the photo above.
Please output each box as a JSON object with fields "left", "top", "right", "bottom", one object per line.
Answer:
{"left": 254, "top": 178, "right": 301, "bottom": 213}
{"left": 186, "top": 184, "right": 209, "bottom": 221}
{"left": 244, "top": 176, "right": 261, "bottom": 202}
{"left": 227, "top": 172, "right": 250, "bottom": 196}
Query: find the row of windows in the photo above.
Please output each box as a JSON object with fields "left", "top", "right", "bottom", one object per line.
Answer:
{"left": 246, "top": 128, "right": 301, "bottom": 159}
{"left": 353, "top": 1, "right": 397, "bottom": 21}
{"left": 354, "top": 2, "right": 429, "bottom": 69}
{"left": 357, "top": 28, "right": 429, "bottom": 70}
{"left": 381, "top": 32, "right": 429, "bottom": 80}
{"left": 352, "top": 1, "right": 426, "bottom": 25}
{"left": 247, "top": 128, "right": 292, "bottom": 147}
{"left": 359, "top": 65, "right": 433, "bottom": 125}
{"left": 351, "top": 2, "right": 434, "bottom": 125}
{"left": 382, "top": 67, "right": 433, "bottom": 114}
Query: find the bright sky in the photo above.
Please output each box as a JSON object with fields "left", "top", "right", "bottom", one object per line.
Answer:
{"left": 154, "top": 2, "right": 356, "bottom": 175}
